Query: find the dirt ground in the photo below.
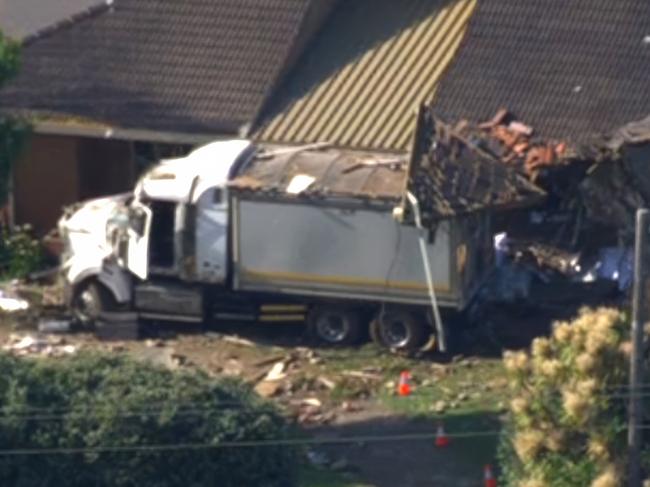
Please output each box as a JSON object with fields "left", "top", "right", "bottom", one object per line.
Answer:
{"left": 0, "top": 284, "right": 578, "bottom": 487}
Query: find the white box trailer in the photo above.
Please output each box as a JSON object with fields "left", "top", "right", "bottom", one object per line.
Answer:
{"left": 59, "top": 140, "right": 493, "bottom": 352}
{"left": 229, "top": 150, "right": 490, "bottom": 311}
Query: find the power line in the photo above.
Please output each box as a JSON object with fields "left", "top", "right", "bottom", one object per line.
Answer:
{"left": 0, "top": 407, "right": 273, "bottom": 423}
{"left": 0, "top": 388, "right": 646, "bottom": 423}
{"left": 0, "top": 430, "right": 502, "bottom": 456}
{"left": 3, "top": 423, "right": 650, "bottom": 457}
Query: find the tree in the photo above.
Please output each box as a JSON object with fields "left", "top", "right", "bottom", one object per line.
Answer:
{"left": 0, "top": 30, "right": 29, "bottom": 208}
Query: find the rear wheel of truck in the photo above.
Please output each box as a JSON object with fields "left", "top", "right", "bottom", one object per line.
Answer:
{"left": 308, "top": 306, "right": 364, "bottom": 346}
{"left": 72, "top": 281, "right": 117, "bottom": 326}
{"left": 370, "top": 309, "right": 428, "bottom": 352}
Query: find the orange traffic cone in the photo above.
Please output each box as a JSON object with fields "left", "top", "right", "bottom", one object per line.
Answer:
{"left": 397, "top": 371, "right": 412, "bottom": 396}
{"left": 434, "top": 422, "right": 450, "bottom": 448}
{"left": 484, "top": 464, "right": 497, "bottom": 487}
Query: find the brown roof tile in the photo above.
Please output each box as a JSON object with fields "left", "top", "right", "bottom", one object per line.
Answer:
{"left": 0, "top": 0, "right": 317, "bottom": 135}
{"left": 432, "top": 0, "right": 650, "bottom": 141}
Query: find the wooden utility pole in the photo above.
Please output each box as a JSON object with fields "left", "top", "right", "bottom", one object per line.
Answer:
{"left": 629, "top": 208, "right": 648, "bottom": 487}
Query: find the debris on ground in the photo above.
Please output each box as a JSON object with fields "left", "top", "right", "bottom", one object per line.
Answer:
{"left": 342, "top": 370, "right": 383, "bottom": 381}
{"left": 133, "top": 346, "right": 185, "bottom": 370}
{"left": 301, "top": 397, "right": 323, "bottom": 408}
{"left": 254, "top": 380, "right": 284, "bottom": 398}
{"left": 264, "top": 361, "right": 288, "bottom": 381}
{"left": 433, "top": 400, "right": 447, "bottom": 414}
{"left": 2, "top": 333, "right": 77, "bottom": 357}
{"left": 38, "top": 319, "right": 71, "bottom": 334}
{"left": 253, "top": 354, "right": 286, "bottom": 367}
{"left": 221, "top": 335, "right": 256, "bottom": 347}
{"left": 330, "top": 458, "right": 350, "bottom": 472}
{"left": 145, "top": 338, "right": 165, "bottom": 348}
{"left": 317, "top": 376, "right": 336, "bottom": 390}
{"left": 306, "top": 449, "right": 331, "bottom": 468}
{"left": 0, "top": 289, "right": 29, "bottom": 312}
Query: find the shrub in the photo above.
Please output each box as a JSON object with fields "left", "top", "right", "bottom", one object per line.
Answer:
{"left": 499, "top": 308, "right": 634, "bottom": 487}
{"left": 0, "top": 353, "right": 297, "bottom": 487}
{"left": 0, "top": 224, "right": 43, "bottom": 279}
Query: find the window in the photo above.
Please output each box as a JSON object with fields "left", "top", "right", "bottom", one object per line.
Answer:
{"left": 213, "top": 188, "right": 223, "bottom": 204}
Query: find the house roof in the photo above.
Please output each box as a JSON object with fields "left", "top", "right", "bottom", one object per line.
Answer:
{"left": 0, "top": 0, "right": 322, "bottom": 136}
{"left": 0, "top": 0, "right": 103, "bottom": 40}
{"left": 431, "top": 0, "right": 650, "bottom": 141}
{"left": 254, "top": 0, "right": 477, "bottom": 153}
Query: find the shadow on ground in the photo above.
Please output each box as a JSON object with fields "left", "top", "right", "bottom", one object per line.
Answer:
{"left": 305, "top": 410, "right": 501, "bottom": 487}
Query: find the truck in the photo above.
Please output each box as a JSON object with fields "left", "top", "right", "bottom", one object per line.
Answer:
{"left": 59, "top": 138, "right": 494, "bottom": 352}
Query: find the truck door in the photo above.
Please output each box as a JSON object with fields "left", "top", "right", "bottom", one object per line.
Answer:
{"left": 126, "top": 202, "right": 152, "bottom": 280}
{"left": 194, "top": 186, "right": 228, "bottom": 283}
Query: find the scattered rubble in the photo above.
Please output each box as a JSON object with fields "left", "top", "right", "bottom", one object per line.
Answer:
{"left": 0, "top": 289, "right": 29, "bottom": 312}
{"left": 38, "top": 319, "right": 71, "bottom": 334}
{"left": 433, "top": 400, "right": 447, "bottom": 414}
{"left": 301, "top": 397, "right": 323, "bottom": 408}
{"left": 264, "top": 361, "right": 288, "bottom": 381}
{"left": 145, "top": 338, "right": 165, "bottom": 348}
{"left": 306, "top": 449, "right": 331, "bottom": 468}
{"left": 317, "top": 376, "right": 336, "bottom": 390}
{"left": 330, "top": 458, "right": 350, "bottom": 472}
{"left": 254, "top": 380, "right": 283, "bottom": 398}
{"left": 341, "top": 370, "right": 383, "bottom": 381}
{"left": 222, "top": 335, "right": 257, "bottom": 348}
{"left": 3, "top": 333, "right": 77, "bottom": 357}
{"left": 340, "top": 401, "right": 364, "bottom": 413}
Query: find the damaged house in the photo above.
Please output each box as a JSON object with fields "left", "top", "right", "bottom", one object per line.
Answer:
{"left": 419, "top": 0, "right": 650, "bottom": 294}
{"left": 0, "top": 0, "right": 648, "bottom": 293}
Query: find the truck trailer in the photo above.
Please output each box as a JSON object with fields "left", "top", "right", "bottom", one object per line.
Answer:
{"left": 59, "top": 139, "right": 494, "bottom": 352}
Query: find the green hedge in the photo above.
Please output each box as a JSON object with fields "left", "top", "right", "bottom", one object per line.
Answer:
{"left": 0, "top": 353, "right": 297, "bottom": 487}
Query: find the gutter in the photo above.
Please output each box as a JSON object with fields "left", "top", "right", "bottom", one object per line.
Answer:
{"left": 33, "top": 121, "right": 222, "bottom": 145}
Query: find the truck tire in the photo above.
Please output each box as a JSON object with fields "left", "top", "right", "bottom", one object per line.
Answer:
{"left": 370, "top": 309, "right": 429, "bottom": 352}
{"left": 308, "top": 306, "right": 364, "bottom": 346}
{"left": 72, "top": 280, "right": 118, "bottom": 327}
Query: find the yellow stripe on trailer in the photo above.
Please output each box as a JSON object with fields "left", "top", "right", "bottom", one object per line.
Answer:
{"left": 258, "top": 314, "right": 306, "bottom": 323}
{"left": 259, "top": 304, "right": 308, "bottom": 313}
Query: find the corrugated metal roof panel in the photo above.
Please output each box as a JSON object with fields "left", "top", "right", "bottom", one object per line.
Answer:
{"left": 255, "top": 0, "right": 476, "bottom": 152}
{"left": 231, "top": 148, "right": 408, "bottom": 201}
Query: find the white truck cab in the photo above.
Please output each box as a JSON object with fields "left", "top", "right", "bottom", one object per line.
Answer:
{"left": 60, "top": 139, "right": 255, "bottom": 323}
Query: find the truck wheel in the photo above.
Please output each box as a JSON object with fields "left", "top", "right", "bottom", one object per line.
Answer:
{"left": 370, "top": 309, "right": 428, "bottom": 352}
{"left": 308, "top": 306, "right": 364, "bottom": 346}
{"left": 72, "top": 281, "right": 117, "bottom": 326}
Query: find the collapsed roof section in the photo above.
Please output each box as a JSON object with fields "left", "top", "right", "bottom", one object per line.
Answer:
{"left": 404, "top": 104, "right": 546, "bottom": 227}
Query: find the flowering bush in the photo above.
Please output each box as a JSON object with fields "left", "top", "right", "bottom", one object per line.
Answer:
{"left": 499, "top": 308, "right": 637, "bottom": 487}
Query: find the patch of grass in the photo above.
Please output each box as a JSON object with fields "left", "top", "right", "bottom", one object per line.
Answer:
{"left": 318, "top": 343, "right": 413, "bottom": 373}
{"left": 380, "top": 358, "right": 507, "bottom": 417}
{"left": 298, "top": 466, "right": 373, "bottom": 487}
{"left": 377, "top": 358, "right": 508, "bottom": 468}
